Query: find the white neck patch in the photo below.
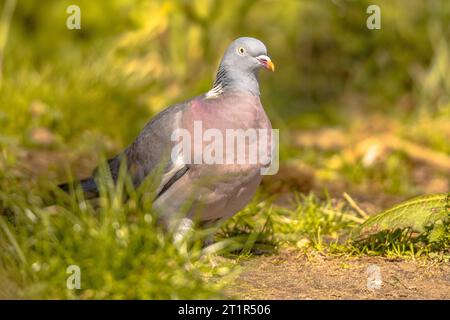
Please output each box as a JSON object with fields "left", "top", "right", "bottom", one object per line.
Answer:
{"left": 205, "top": 83, "right": 224, "bottom": 99}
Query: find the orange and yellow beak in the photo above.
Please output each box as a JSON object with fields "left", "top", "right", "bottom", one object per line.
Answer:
{"left": 257, "top": 55, "right": 275, "bottom": 72}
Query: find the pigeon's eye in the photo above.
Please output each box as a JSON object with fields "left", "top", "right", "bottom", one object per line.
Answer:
{"left": 237, "top": 47, "right": 246, "bottom": 55}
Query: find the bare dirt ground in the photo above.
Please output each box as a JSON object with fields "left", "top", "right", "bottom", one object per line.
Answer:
{"left": 226, "top": 249, "right": 450, "bottom": 299}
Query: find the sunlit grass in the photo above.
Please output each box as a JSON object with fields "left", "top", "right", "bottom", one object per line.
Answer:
{"left": 0, "top": 0, "right": 448, "bottom": 299}
{"left": 0, "top": 166, "right": 230, "bottom": 299}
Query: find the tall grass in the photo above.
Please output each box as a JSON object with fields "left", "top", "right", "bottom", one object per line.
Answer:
{"left": 0, "top": 166, "right": 228, "bottom": 299}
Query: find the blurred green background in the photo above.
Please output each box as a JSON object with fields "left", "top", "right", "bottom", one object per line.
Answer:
{"left": 1, "top": 0, "right": 449, "bottom": 193}
{"left": 0, "top": 0, "right": 449, "bottom": 299}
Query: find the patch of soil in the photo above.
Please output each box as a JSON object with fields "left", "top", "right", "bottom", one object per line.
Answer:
{"left": 226, "top": 249, "right": 450, "bottom": 299}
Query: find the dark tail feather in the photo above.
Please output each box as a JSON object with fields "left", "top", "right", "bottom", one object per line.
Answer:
{"left": 58, "top": 177, "right": 99, "bottom": 199}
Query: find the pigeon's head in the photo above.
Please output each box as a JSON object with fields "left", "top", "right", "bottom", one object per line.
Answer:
{"left": 209, "top": 37, "right": 274, "bottom": 97}
{"left": 221, "top": 37, "right": 275, "bottom": 73}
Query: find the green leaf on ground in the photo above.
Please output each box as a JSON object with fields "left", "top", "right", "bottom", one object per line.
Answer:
{"left": 357, "top": 193, "right": 450, "bottom": 238}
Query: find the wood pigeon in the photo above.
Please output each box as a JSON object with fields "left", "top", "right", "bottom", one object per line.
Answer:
{"left": 59, "top": 37, "right": 275, "bottom": 240}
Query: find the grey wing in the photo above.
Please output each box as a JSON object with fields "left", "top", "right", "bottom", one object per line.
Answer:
{"left": 100, "top": 102, "right": 189, "bottom": 197}
{"left": 120, "top": 102, "right": 190, "bottom": 198}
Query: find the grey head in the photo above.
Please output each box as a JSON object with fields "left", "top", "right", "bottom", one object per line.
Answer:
{"left": 207, "top": 37, "right": 274, "bottom": 98}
